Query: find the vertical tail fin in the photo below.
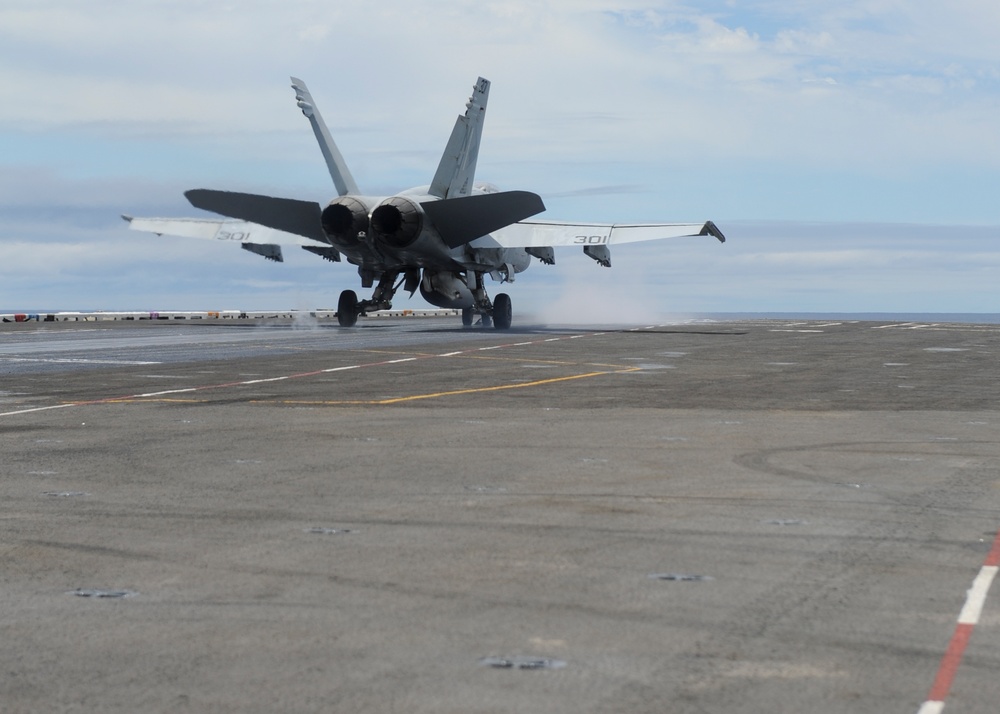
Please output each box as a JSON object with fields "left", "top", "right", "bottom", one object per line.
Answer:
{"left": 428, "top": 77, "right": 490, "bottom": 199}
{"left": 290, "top": 77, "right": 360, "bottom": 197}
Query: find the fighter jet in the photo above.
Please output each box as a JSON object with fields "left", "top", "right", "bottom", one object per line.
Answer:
{"left": 124, "top": 77, "right": 725, "bottom": 329}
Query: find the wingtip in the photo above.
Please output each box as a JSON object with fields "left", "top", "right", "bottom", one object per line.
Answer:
{"left": 701, "top": 220, "right": 726, "bottom": 243}
{"left": 121, "top": 214, "right": 133, "bottom": 223}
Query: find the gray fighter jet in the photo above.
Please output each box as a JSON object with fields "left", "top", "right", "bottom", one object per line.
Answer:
{"left": 125, "top": 77, "right": 725, "bottom": 329}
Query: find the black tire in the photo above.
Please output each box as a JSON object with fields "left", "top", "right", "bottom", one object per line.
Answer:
{"left": 461, "top": 307, "right": 473, "bottom": 327}
{"left": 493, "top": 293, "right": 512, "bottom": 330}
{"left": 337, "top": 290, "right": 359, "bottom": 327}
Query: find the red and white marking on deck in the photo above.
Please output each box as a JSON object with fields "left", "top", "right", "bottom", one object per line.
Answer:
{"left": 917, "top": 528, "right": 1000, "bottom": 714}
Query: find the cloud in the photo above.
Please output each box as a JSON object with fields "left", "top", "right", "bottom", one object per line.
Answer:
{"left": 513, "top": 219, "right": 1000, "bottom": 314}
{"left": 3, "top": 1, "right": 997, "bottom": 171}
{"left": 1, "top": 2, "right": 999, "bottom": 313}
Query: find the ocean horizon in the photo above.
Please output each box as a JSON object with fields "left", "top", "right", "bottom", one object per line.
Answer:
{"left": 4, "top": 309, "right": 1000, "bottom": 325}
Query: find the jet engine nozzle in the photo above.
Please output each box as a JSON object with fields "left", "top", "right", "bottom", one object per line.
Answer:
{"left": 321, "top": 197, "right": 370, "bottom": 247}
{"left": 371, "top": 197, "right": 424, "bottom": 249}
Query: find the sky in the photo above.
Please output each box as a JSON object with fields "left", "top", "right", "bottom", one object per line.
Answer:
{"left": 1, "top": 1, "right": 998, "bottom": 315}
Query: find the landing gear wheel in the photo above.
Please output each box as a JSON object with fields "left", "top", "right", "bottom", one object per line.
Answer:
{"left": 337, "top": 290, "right": 359, "bottom": 327}
{"left": 461, "top": 307, "right": 473, "bottom": 327}
{"left": 493, "top": 293, "right": 512, "bottom": 330}
{"left": 481, "top": 313, "right": 493, "bottom": 328}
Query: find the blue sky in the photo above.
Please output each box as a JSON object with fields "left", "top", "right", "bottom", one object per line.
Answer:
{"left": 1, "top": 1, "right": 998, "bottom": 314}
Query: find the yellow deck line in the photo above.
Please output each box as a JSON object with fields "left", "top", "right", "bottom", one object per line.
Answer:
{"left": 257, "top": 368, "right": 639, "bottom": 406}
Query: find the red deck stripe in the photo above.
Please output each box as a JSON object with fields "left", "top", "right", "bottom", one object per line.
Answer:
{"left": 985, "top": 528, "right": 1000, "bottom": 567}
{"left": 926, "top": 623, "right": 975, "bottom": 702}
{"left": 921, "top": 524, "right": 1000, "bottom": 710}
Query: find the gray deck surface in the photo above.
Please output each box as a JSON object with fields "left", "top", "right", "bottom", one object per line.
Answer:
{"left": 2, "top": 317, "right": 999, "bottom": 713}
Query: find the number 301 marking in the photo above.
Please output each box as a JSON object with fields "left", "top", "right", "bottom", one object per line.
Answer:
{"left": 573, "top": 235, "right": 609, "bottom": 245}
{"left": 217, "top": 231, "right": 251, "bottom": 242}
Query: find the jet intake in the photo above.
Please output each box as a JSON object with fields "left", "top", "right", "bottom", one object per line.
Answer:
{"left": 321, "top": 197, "right": 369, "bottom": 246}
{"left": 371, "top": 197, "right": 424, "bottom": 249}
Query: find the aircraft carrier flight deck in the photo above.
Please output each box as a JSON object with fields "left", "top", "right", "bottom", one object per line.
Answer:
{"left": 2, "top": 316, "right": 999, "bottom": 713}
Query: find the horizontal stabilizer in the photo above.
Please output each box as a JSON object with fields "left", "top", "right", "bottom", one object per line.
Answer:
{"left": 186, "top": 189, "right": 326, "bottom": 243}
{"left": 420, "top": 190, "right": 545, "bottom": 249}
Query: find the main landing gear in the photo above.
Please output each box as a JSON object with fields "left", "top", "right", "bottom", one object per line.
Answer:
{"left": 336, "top": 270, "right": 513, "bottom": 330}
{"left": 492, "top": 293, "right": 512, "bottom": 330}
{"left": 464, "top": 271, "right": 511, "bottom": 330}
{"left": 460, "top": 299, "right": 509, "bottom": 329}
{"left": 337, "top": 289, "right": 360, "bottom": 327}
{"left": 337, "top": 271, "right": 407, "bottom": 327}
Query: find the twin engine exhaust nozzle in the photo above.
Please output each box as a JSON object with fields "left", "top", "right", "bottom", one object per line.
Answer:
{"left": 322, "top": 196, "right": 423, "bottom": 249}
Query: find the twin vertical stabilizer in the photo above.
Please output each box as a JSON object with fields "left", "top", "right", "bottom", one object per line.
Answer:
{"left": 291, "top": 77, "right": 360, "bottom": 197}
{"left": 292, "top": 75, "right": 490, "bottom": 202}
{"left": 428, "top": 77, "right": 490, "bottom": 199}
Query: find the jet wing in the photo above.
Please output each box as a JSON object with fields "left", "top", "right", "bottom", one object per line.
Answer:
{"left": 122, "top": 215, "right": 337, "bottom": 264}
{"left": 490, "top": 219, "right": 725, "bottom": 248}
{"left": 123, "top": 215, "right": 328, "bottom": 246}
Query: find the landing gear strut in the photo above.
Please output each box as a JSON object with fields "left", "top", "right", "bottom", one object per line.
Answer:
{"left": 337, "top": 269, "right": 514, "bottom": 330}
{"left": 337, "top": 271, "right": 407, "bottom": 327}
{"left": 464, "top": 271, "right": 511, "bottom": 330}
